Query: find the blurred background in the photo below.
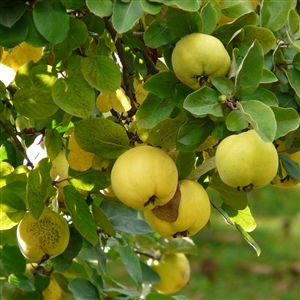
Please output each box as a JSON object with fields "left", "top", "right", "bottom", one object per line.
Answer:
{"left": 106, "top": 184, "right": 300, "bottom": 300}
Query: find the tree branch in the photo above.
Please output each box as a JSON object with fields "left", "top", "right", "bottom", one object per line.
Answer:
{"left": 0, "top": 120, "right": 34, "bottom": 169}
{"left": 104, "top": 18, "right": 137, "bottom": 117}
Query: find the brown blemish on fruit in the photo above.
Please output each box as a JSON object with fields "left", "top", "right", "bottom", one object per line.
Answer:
{"left": 152, "top": 184, "right": 181, "bottom": 222}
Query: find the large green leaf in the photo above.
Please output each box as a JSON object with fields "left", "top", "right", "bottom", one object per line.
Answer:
{"left": 260, "top": 0, "right": 297, "bottom": 32}
{"left": 86, "top": 0, "right": 113, "bottom": 18}
{"left": 8, "top": 274, "right": 35, "bottom": 292}
{"left": 31, "top": 65, "right": 58, "bottom": 91}
{"left": 166, "top": 7, "right": 202, "bottom": 38}
{"left": 0, "top": 1, "right": 26, "bottom": 28}
{"left": 234, "top": 40, "right": 264, "bottom": 99}
{"left": 33, "top": 0, "right": 69, "bottom": 44}
{"left": 135, "top": 93, "right": 175, "bottom": 129}
{"left": 81, "top": 55, "right": 121, "bottom": 93}
{"left": 92, "top": 203, "right": 116, "bottom": 237}
{"left": 117, "top": 244, "right": 143, "bottom": 287}
{"left": 13, "top": 88, "right": 58, "bottom": 120}
{"left": 173, "top": 0, "right": 200, "bottom": 11}
{"left": 237, "top": 100, "right": 277, "bottom": 142}
{"left": 209, "top": 172, "right": 248, "bottom": 210}
{"left": 221, "top": 203, "right": 256, "bottom": 232}
{"left": 140, "top": 0, "right": 161, "bottom": 14}
{"left": 1, "top": 244, "right": 26, "bottom": 274}
{"left": 271, "top": 106, "right": 300, "bottom": 139}
{"left": 69, "top": 277, "right": 101, "bottom": 300}
{"left": 144, "top": 19, "right": 176, "bottom": 49}
{"left": 0, "top": 188, "right": 26, "bottom": 230}
{"left": 74, "top": 118, "right": 130, "bottom": 159}
{"left": 285, "top": 68, "right": 300, "bottom": 98}
{"left": 200, "top": 0, "right": 219, "bottom": 34}
{"left": 176, "top": 117, "right": 214, "bottom": 151}
{"left": 64, "top": 185, "right": 98, "bottom": 246}
{"left": 183, "top": 87, "right": 222, "bottom": 117}
{"left": 143, "top": 71, "right": 178, "bottom": 98}
{"left": 241, "top": 88, "right": 278, "bottom": 106}
{"left": 175, "top": 151, "right": 196, "bottom": 180}
{"left": 225, "top": 110, "right": 248, "bottom": 132}
{"left": 0, "top": 13, "right": 28, "bottom": 48}
{"left": 52, "top": 75, "right": 95, "bottom": 119}
{"left": 112, "top": 0, "right": 144, "bottom": 33}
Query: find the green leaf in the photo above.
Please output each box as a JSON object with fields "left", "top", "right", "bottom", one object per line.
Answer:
{"left": 86, "top": 0, "right": 113, "bottom": 18}
{"left": 110, "top": 216, "right": 154, "bottom": 234}
{"left": 234, "top": 40, "right": 264, "bottom": 99}
{"left": 271, "top": 106, "right": 300, "bottom": 139}
{"left": 161, "top": 237, "right": 198, "bottom": 256}
{"left": 1, "top": 244, "right": 26, "bottom": 274}
{"left": 69, "top": 277, "right": 101, "bottom": 300}
{"left": 34, "top": 273, "right": 50, "bottom": 292}
{"left": 280, "top": 154, "right": 300, "bottom": 180}
{"left": 69, "top": 169, "right": 110, "bottom": 191}
{"left": 140, "top": 0, "right": 161, "bottom": 14}
{"left": 175, "top": 151, "right": 196, "bottom": 180}
{"left": 52, "top": 76, "right": 95, "bottom": 119}
{"left": 144, "top": 19, "right": 176, "bottom": 49}
{"left": 8, "top": 274, "right": 35, "bottom": 292}
{"left": 64, "top": 185, "right": 98, "bottom": 246}
{"left": 117, "top": 244, "right": 143, "bottom": 287}
{"left": 33, "top": 0, "right": 69, "bottom": 44}
{"left": 213, "top": 11, "right": 257, "bottom": 44}
{"left": 236, "top": 100, "right": 277, "bottom": 142}
{"left": 166, "top": 7, "right": 202, "bottom": 38}
{"left": 31, "top": 65, "right": 58, "bottom": 91}
{"left": 112, "top": 0, "right": 144, "bottom": 33}
{"left": 0, "top": 188, "right": 26, "bottom": 230}
{"left": 241, "top": 88, "right": 278, "bottom": 106}
{"left": 209, "top": 172, "right": 248, "bottom": 210}
{"left": 74, "top": 118, "right": 130, "bottom": 159}
{"left": 0, "top": 1, "right": 26, "bottom": 28}
{"left": 260, "top": 0, "right": 297, "bottom": 32}
{"left": 136, "top": 93, "right": 175, "bottom": 129}
{"left": 221, "top": 203, "right": 256, "bottom": 232}
{"left": 51, "top": 255, "right": 73, "bottom": 273}
{"left": 81, "top": 55, "right": 121, "bottom": 93}
{"left": 45, "top": 129, "right": 62, "bottom": 161}
{"left": 211, "top": 76, "right": 234, "bottom": 99}
{"left": 225, "top": 110, "right": 248, "bottom": 132}
{"left": 183, "top": 87, "right": 222, "bottom": 117}
{"left": 0, "top": 13, "right": 28, "bottom": 48}
{"left": 261, "top": 68, "right": 278, "bottom": 84}
{"left": 173, "top": 0, "right": 200, "bottom": 11}
{"left": 285, "top": 68, "right": 300, "bottom": 98}
{"left": 176, "top": 117, "right": 214, "bottom": 151}
{"left": 140, "top": 260, "right": 160, "bottom": 285}
{"left": 234, "top": 25, "right": 276, "bottom": 54}
{"left": 92, "top": 203, "right": 116, "bottom": 237}
{"left": 235, "top": 224, "right": 261, "bottom": 256}
{"left": 137, "top": 113, "right": 187, "bottom": 149}
{"left": 64, "top": 17, "right": 88, "bottom": 51}
{"left": 81, "top": 14, "right": 105, "bottom": 36}
{"left": 27, "top": 159, "right": 54, "bottom": 220}
{"left": 200, "top": 0, "right": 218, "bottom": 34}
{"left": 288, "top": 8, "right": 300, "bottom": 35}
{"left": 61, "top": 226, "right": 83, "bottom": 260}
{"left": 13, "top": 89, "right": 58, "bottom": 120}
{"left": 143, "top": 71, "right": 178, "bottom": 98}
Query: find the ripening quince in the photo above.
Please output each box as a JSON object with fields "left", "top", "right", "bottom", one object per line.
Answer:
{"left": 215, "top": 130, "right": 278, "bottom": 189}
{"left": 50, "top": 150, "right": 69, "bottom": 187}
{"left": 110, "top": 145, "right": 178, "bottom": 210}
{"left": 144, "top": 180, "right": 211, "bottom": 238}
{"left": 151, "top": 253, "right": 190, "bottom": 294}
{"left": 17, "top": 207, "right": 70, "bottom": 261}
{"left": 272, "top": 140, "right": 300, "bottom": 188}
{"left": 42, "top": 276, "right": 62, "bottom": 300}
{"left": 67, "top": 133, "right": 94, "bottom": 172}
{"left": 171, "top": 33, "right": 231, "bottom": 90}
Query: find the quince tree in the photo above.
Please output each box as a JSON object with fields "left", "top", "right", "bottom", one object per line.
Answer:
{"left": 0, "top": 0, "right": 299, "bottom": 299}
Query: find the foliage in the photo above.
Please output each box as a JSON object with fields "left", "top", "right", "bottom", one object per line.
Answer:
{"left": 0, "top": 0, "right": 299, "bottom": 299}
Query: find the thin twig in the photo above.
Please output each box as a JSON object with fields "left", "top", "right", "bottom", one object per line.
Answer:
{"left": 104, "top": 17, "right": 137, "bottom": 117}
{"left": 133, "top": 248, "right": 161, "bottom": 260}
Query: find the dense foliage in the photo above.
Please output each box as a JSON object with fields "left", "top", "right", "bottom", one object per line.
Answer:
{"left": 0, "top": 0, "right": 299, "bottom": 299}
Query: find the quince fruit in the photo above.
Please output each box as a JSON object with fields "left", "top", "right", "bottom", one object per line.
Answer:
{"left": 171, "top": 33, "right": 230, "bottom": 90}
{"left": 50, "top": 150, "right": 69, "bottom": 187}
{"left": 67, "top": 133, "right": 94, "bottom": 172}
{"left": 111, "top": 145, "right": 178, "bottom": 210}
{"left": 144, "top": 179, "right": 211, "bottom": 238}
{"left": 215, "top": 130, "right": 278, "bottom": 189}
{"left": 17, "top": 207, "right": 70, "bottom": 261}
{"left": 42, "top": 276, "right": 62, "bottom": 300}
{"left": 272, "top": 140, "right": 300, "bottom": 188}
{"left": 151, "top": 253, "right": 190, "bottom": 294}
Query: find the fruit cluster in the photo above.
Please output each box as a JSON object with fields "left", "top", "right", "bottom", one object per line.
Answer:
{"left": 111, "top": 145, "right": 211, "bottom": 239}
